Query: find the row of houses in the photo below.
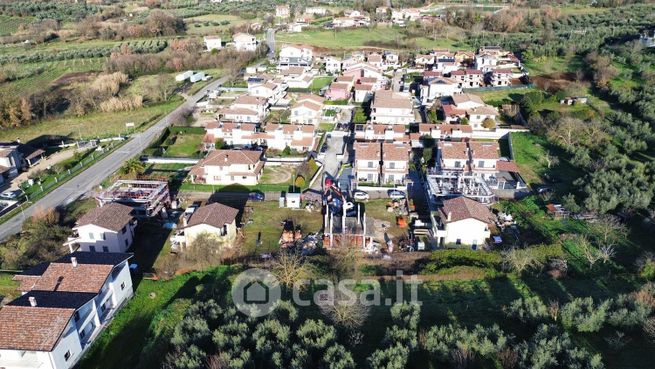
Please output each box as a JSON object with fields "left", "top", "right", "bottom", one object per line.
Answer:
{"left": 203, "top": 32, "right": 258, "bottom": 52}
{"left": 353, "top": 142, "right": 410, "bottom": 185}
{"left": 203, "top": 122, "right": 317, "bottom": 153}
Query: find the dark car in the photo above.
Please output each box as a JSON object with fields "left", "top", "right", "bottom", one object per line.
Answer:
{"left": 320, "top": 143, "right": 328, "bottom": 153}
{"left": 248, "top": 192, "right": 265, "bottom": 201}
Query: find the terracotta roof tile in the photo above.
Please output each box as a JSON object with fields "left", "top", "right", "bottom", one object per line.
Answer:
{"left": 440, "top": 197, "right": 494, "bottom": 224}
{"left": 75, "top": 203, "right": 134, "bottom": 232}
{"left": 186, "top": 202, "right": 239, "bottom": 229}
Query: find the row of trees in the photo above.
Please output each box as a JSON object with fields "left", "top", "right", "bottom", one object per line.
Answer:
{"left": 164, "top": 292, "right": 610, "bottom": 369}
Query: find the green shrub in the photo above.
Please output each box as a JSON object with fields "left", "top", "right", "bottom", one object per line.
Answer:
{"left": 419, "top": 249, "right": 503, "bottom": 274}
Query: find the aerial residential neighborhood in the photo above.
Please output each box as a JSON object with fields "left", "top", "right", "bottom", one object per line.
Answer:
{"left": 0, "top": 1, "right": 654, "bottom": 369}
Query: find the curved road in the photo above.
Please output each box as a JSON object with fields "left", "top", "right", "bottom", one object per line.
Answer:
{"left": 0, "top": 75, "right": 232, "bottom": 241}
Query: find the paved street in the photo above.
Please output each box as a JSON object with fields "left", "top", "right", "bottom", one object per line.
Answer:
{"left": 0, "top": 75, "right": 232, "bottom": 241}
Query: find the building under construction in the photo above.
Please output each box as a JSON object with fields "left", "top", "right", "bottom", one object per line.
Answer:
{"left": 96, "top": 180, "right": 170, "bottom": 218}
{"left": 322, "top": 179, "right": 376, "bottom": 249}
{"left": 425, "top": 170, "right": 496, "bottom": 204}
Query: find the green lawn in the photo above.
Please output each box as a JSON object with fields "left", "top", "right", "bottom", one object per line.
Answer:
{"left": 510, "top": 132, "right": 581, "bottom": 193}
{"left": 310, "top": 76, "right": 334, "bottom": 91}
{"left": 363, "top": 199, "right": 406, "bottom": 238}
{"left": 241, "top": 201, "right": 323, "bottom": 254}
{"left": 163, "top": 133, "right": 204, "bottom": 158}
{"left": 0, "top": 272, "right": 18, "bottom": 302}
{"left": 0, "top": 98, "right": 181, "bottom": 142}
{"left": 78, "top": 267, "right": 233, "bottom": 369}
{"left": 0, "top": 58, "right": 105, "bottom": 97}
{"left": 276, "top": 27, "right": 469, "bottom": 50}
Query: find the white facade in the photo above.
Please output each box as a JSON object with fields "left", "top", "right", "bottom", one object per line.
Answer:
{"left": 370, "top": 91, "right": 415, "bottom": 125}
{"left": 234, "top": 33, "right": 257, "bottom": 52}
{"left": 435, "top": 217, "right": 490, "bottom": 246}
{"left": 203, "top": 36, "right": 222, "bottom": 51}
{"left": 200, "top": 162, "right": 261, "bottom": 185}
{"left": 0, "top": 258, "right": 133, "bottom": 369}
{"left": 324, "top": 57, "right": 342, "bottom": 74}
{"left": 68, "top": 223, "right": 136, "bottom": 254}
{"left": 184, "top": 222, "right": 237, "bottom": 246}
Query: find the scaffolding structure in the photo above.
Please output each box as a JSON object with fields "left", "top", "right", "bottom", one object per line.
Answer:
{"left": 96, "top": 180, "right": 170, "bottom": 218}
{"left": 425, "top": 170, "right": 495, "bottom": 204}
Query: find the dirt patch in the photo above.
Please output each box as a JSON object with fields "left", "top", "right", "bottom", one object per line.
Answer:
{"left": 51, "top": 71, "right": 97, "bottom": 87}
{"left": 261, "top": 165, "right": 294, "bottom": 184}
{"left": 531, "top": 72, "right": 579, "bottom": 93}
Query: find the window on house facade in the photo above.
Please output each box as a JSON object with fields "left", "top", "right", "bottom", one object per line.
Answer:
{"left": 389, "top": 162, "right": 395, "bottom": 169}
{"left": 478, "top": 160, "right": 485, "bottom": 168}
{"left": 456, "top": 239, "right": 462, "bottom": 245}
{"left": 125, "top": 239, "right": 128, "bottom": 247}
{"left": 64, "top": 351, "right": 71, "bottom": 361}
{"left": 454, "top": 161, "right": 461, "bottom": 168}
{"left": 367, "top": 161, "right": 374, "bottom": 168}
{"left": 102, "top": 246, "right": 109, "bottom": 253}
{"left": 88, "top": 233, "right": 95, "bottom": 240}
{"left": 89, "top": 246, "right": 96, "bottom": 252}
{"left": 121, "top": 282, "right": 126, "bottom": 290}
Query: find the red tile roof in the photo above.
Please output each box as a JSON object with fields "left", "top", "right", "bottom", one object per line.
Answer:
{"left": 440, "top": 197, "right": 494, "bottom": 224}
{"left": 75, "top": 203, "right": 133, "bottom": 232}
{"left": 186, "top": 202, "right": 239, "bottom": 229}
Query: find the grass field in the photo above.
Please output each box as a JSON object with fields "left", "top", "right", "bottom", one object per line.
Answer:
{"left": 163, "top": 133, "right": 204, "bottom": 158}
{"left": 241, "top": 201, "right": 323, "bottom": 254}
{"left": 310, "top": 76, "right": 334, "bottom": 91}
{"left": 0, "top": 15, "right": 31, "bottom": 36}
{"left": 78, "top": 267, "right": 233, "bottom": 369}
{"left": 510, "top": 132, "right": 582, "bottom": 191}
{"left": 276, "top": 27, "right": 469, "bottom": 50}
{"left": 0, "top": 272, "right": 18, "bottom": 302}
{"left": 0, "top": 98, "right": 181, "bottom": 143}
{"left": 0, "top": 58, "right": 105, "bottom": 97}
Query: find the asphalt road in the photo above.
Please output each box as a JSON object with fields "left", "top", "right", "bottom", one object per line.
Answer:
{"left": 0, "top": 75, "right": 232, "bottom": 241}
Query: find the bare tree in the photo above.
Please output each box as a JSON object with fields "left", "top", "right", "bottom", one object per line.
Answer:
{"left": 271, "top": 252, "right": 314, "bottom": 289}
{"left": 320, "top": 289, "right": 370, "bottom": 331}
{"left": 593, "top": 215, "right": 627, "bottom": 249}
{"left": 501, "top": 247, "right": 542, "bottom": 274}
{"left": 543, "top": 152, "right": 560, "bottom": 169}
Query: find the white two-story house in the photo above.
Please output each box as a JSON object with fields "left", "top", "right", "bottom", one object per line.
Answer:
{"left": 370, "top": 90, "right": 415, "bottom": 125}
{"left": 381, "top": 143, "right": 410, "bottom": 184}
{"left": 289, "top": 94, "right": 324, "bottom": 125}
{"left": 189, "top": 149, "right": 264, "bottom": 186}
{"left": 218, "top": 95, "right": 268, "bottom": 123}
{"left": 0, "top": 252, "right": 133, "bottom": 369}
{"left": 65, "top": 203, "right": 136, "bottom": 253}
{"left": 263, "top": 123, "right": 316, "bottom": 152}
{"left": 354, "top": 142, "right": 382, "bottom": 184}
{"left": 233, "top": 33, "right": 258, "bottom": 52}
{"left": 279, "top": 45, "right": 313, "bottom": 68}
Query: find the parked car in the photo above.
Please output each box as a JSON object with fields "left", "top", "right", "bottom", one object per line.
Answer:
{"left": 248, "top": 192, "right": 265, "bottom": 201}
{"left": 320, "top": 143, "right": 328, "bottom": 153}
{"left": 353, "top": 191, "right": 369, "bottom": 201}
{"left": 388, "top": 190, "right": 406, "bottom": 200}
{"left": 0, "top": 190, "right": 22, "bottom": 200}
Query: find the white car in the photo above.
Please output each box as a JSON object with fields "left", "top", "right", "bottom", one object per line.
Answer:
{"left": 353, "top": 191, "right": 369, "bottom": 201}
{"left": 388, "top": 190, "right": 406, "bottom": 200}
{"left": 0, "top": 190, "right": 21, "bottom": 200}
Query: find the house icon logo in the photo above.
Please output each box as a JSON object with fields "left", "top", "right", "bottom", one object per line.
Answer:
{"left": 231, "top": 268, "right": 281, "bottom": 317}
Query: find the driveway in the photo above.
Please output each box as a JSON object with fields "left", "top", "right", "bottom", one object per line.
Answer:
{"left": 0, "top": 74, "right": 236, "bottom": 241}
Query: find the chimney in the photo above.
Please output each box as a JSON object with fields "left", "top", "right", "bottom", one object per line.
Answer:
{"left": 71, "top": 257, "right": 78, "bottom": 268}
{"left": 224, "top": 154, "right": 229, "bottom": 163}
{"left": 29, "top": 296, "right": 37, "bottom": 307}
{"left": 447, "top": 212, "right": 452, "bottom": 222}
